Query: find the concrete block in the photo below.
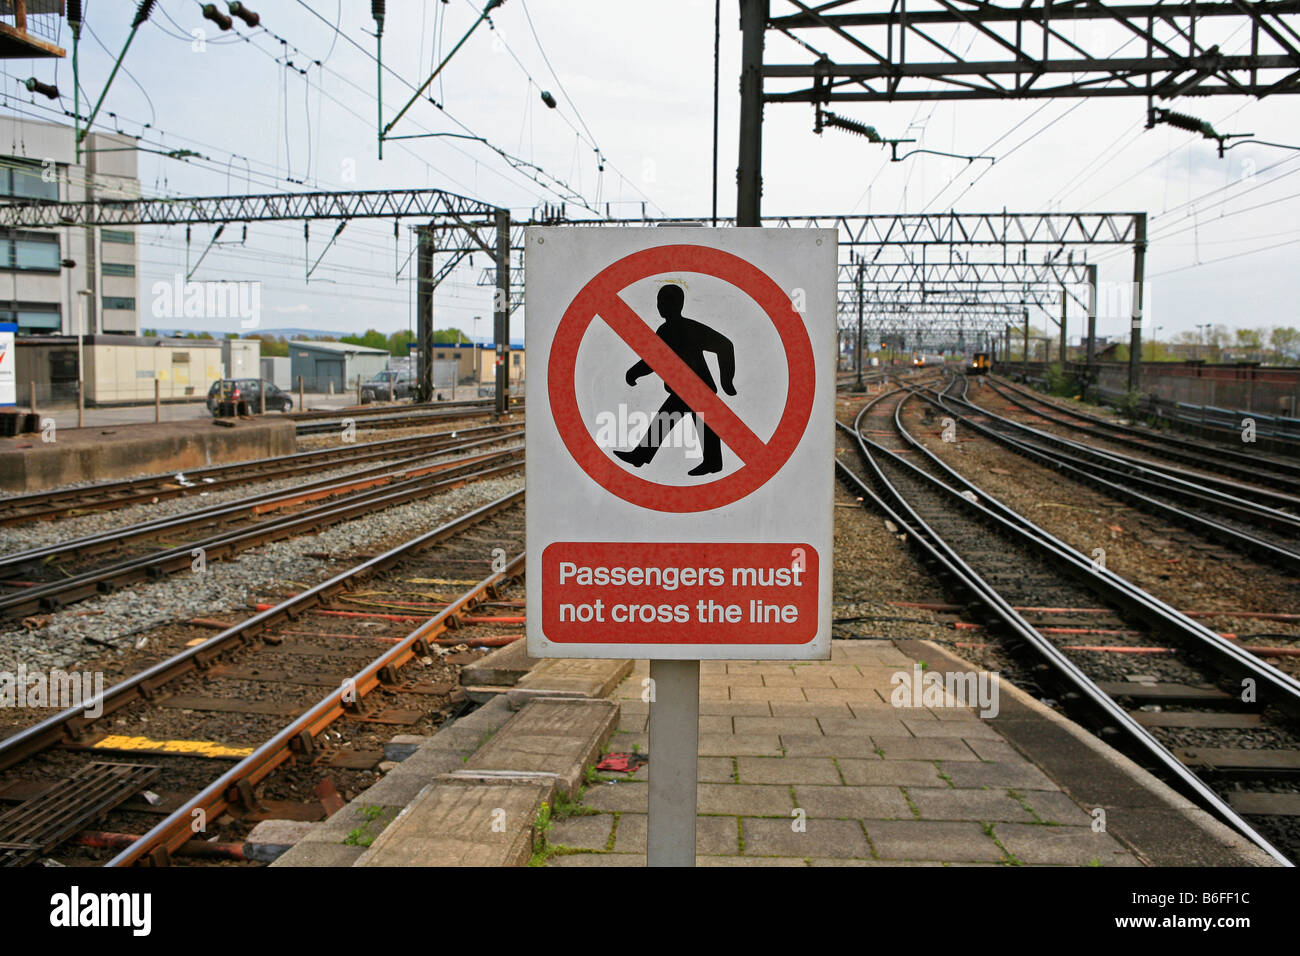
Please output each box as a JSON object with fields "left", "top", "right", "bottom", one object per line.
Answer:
{"left": 907, "top": 787, "right": 1036, "bottom": 823}
{"left": 837, "top": 759, "right": 942, "bottom": 787}
{"left": 736, "top": 757, "right": 842, "bottom": 785}
{"left": 864, "top": 820, "right": 1005, "bottom": 862}
{"left": 383, "top": 734, "right": 430, "bottom": 762}
{"left": 779, "top": 734, "right": 884, "bottom": 759}
{"left": 871, "top": 736, "right": 979, "bottom": 761}
{"left": 993, "top": 822, "right": 1141, "bottom": 866}
{"left": 0, "top": 417, "right": 296, "bottom": 493}
{"left": 269, "top": 841, "right": 367, "bottom": 867}
{"left": 355, "top": 781, "right": 550, "bottom": 866}
{"left": 792, "top": 785, "right": 912, "bottom": 820}
{"left": 460, "top": 638, "right": 538, "bottom": 686}
{"left": 940, "top": 759, "right": 1058, "bottom": 790}
{"left": 732, "top": 716, "right": 823, "bottom": 736}
{"left": 582, "top": 781, "right": 648, "bottom": 813}
{"left": 612, "top": 813, "right": 740, "bottom": 855}
{"left": 697, "top": 783, "right": 796, "bottom": 816}
{"left": 697, "top": 733, "right": 783, "bottom": 757}
{"left": 466, "top": 697, "right": 618, "bottom": 797}
{"left": 742, "top": 817, "right": 872, "bottom": 859}
{"left": 548, "top": 813, "right": 615, "bottom": 851}
{"left": 244, "top": 819, "right": 317, "bottom": 863}
{"left": 507, "top": 658, "right": 632, "bottom": 708}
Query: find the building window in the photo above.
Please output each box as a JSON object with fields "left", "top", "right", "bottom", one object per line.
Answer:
{"left": 102, "top": 262, "right": 136, "bottom": 277}
{"left": 102, "top": 230, "right": 134, "bottom": 244}
{"left": 0, "top": 307, "right": 61, "bottom": 334}
{"left": 1, "top": 160, "right": 58, "bottom": 202}
{"left": 513, "top": 353, "right": 521, "bottom": 367}
{"left": 103, "top": 296, "right": 136, "bottom": 310}
{"left": 0, "top": 233, "right": 59, "bottom": 271}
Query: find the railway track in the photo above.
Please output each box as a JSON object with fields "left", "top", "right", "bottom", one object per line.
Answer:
{"left": 287, "top": 397, "right": 498, "bottom": 423}
{"left": 293, "top": 399, "right": 519, "bottom": 436}
{"left": 836, "top": 382, "right": 1300, "bottom": 865}
{"left": 0, "top": 422, "right": 523, "bottom": 526}
{"left": 921, "top": 376, "right": 1300, "bottom": 574}
{"left": 987, "top": 376, "right": 1300, "bottom": 498}
{"left": 0, "top": 490, "right": 526, "bottom": 867}
{"left": 0, "top": 433, "right": 523, "bottom": 620}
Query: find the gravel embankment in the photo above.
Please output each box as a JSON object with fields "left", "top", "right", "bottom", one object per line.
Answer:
{"left": 0, "top": 475, "right": 523, "bottom": 675}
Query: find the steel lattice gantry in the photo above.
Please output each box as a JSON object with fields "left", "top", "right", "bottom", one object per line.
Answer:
{"left": 836, "top": 257, "right": 1095, "bottom": 361}
{"left": 736, "top": 2, "right": 1298, "bottom": 385}
{"left": 451, "top": 208, "right": 1132, "bottom": 372}
{"left": 0, "top": 188, "right": 1133, "bottom": 401}
{"left": 0, "top": 188, "right": 518, "bottom": 411}
{"left": 761, "top": 0, "right": 1300, "bottom": 103}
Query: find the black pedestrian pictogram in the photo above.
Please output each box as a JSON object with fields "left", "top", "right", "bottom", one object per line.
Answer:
{"left": 613, "top": 285, "right": 736, "bottom": 476}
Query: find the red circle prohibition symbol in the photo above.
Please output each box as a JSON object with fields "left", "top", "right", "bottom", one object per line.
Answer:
{"left": 549, "top": 243, "right": 816, "bottom": 513}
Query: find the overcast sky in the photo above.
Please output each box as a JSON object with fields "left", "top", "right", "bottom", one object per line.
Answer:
{"left": 2, "top": 1, "right": 1297, "bottom": 347}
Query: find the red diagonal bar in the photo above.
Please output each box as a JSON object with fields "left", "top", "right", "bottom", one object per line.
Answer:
{"left": 595, "top": 292, "right": 768, "bottom": 464}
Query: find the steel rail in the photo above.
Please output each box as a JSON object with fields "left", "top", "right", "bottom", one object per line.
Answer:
{"left": 936, "top": 384, "right": 1300, "bottom": 536}
{"left": 286, "top": 397, "right": 499, "bottom": 422}
{"left": 921, "top": 381, "right": 1300, "bottom": 573}
{"left": 884, "top": 385, "right": 1300, "bottom": 712}
{"left": 835, "top": 391, "right": 1292, "bottom": 865}
{"left": 105, "top": 551, "right": 526, "bottom": 865}
{"left": 294, "top": 401, "right": 521, "bottom": 436}
{"left": 978, "top": 380, "right": 1300, "bottom": 511}
{"left": 0, "top": 429, "right": 524, "bottom": 575}
{"left": 0, "top": 490, "right": 525, "bottom": 775}
{"left": 0, "top": 422, "right": 523, "bottom": 525}
{"left": 0, "top": 450, "right": 523, "bottom": 620}
{"left": 988, "top": 378, "right": 1300, "bottom": 492}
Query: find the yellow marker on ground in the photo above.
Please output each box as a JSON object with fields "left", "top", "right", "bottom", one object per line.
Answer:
{"left": 92, "top": 735, "right": 254, "bottom": 759}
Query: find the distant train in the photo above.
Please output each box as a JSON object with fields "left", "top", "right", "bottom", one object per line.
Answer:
{"left": 968, "top": 352, "right": 990, "bottom": 375}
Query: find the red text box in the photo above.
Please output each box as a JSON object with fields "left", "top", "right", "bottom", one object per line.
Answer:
{"left": 542, "top": 542, "right": 819, "bottom": 645}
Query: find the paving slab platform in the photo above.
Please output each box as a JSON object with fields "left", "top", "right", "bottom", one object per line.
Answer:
{"left": 0, "top": 416, "right": 296, "bottom": 492}
{"left": 274, "top": 639, "right": 1275, "bottom": 867}
{"left": 272, "top": 662, "right": 624, "bottom": 866}
{"left": 545, "top": 639, "right": 1276, "bottom": 867}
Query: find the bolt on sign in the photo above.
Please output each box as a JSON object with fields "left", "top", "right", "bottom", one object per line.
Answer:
{"left": 526, "top": 228, "right": 836, "bottom": 660}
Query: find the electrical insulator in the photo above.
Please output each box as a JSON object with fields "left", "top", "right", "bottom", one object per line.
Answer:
{"left": 822, "top": 110, "right": 882, "bottom": 143}
{"left": 1155, "top": 108, "right": 1217, "bottom": 139}
{"left": 540, "top": 90, "right": 557, "bottom": 109}
{"left": 372, "top": 0, "right": 385, "bottom": 22}
{"left": 133, "top": 0, "right": 156, "bottom": 27}
{"left": 67, "top": 0, "right": 83, "bottom": 27}
{"left": 202, "top": 4, "right": 233, "bottom": 30}
{"left": 24, "top": 78, "right": 59, "bottom": 100}
{"left": 228, "top": 2, "right": 260, "bottom": 28}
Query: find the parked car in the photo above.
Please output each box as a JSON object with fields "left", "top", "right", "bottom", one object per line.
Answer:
{"left": 206, "top": 378, "right": 293, "bottom": 414}
{"left": 360, "top": 369, "right": 414, "bottom": 403}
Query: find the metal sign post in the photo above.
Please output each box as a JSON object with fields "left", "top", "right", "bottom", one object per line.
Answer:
{"left": 526, "top": 227, "right": 835, "bottom": 867}
{"left": 647, "top": 659, "right": 700, "bottom": 866}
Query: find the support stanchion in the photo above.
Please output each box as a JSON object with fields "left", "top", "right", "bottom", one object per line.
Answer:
{"left": 154, "top": 378, "right": 161, "bottom": 423}
{"left": 298, "top": 375, "right": 304, "bottom": 412}
{"left": 647, "top": 659, "right": 700, "bottom": 867}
